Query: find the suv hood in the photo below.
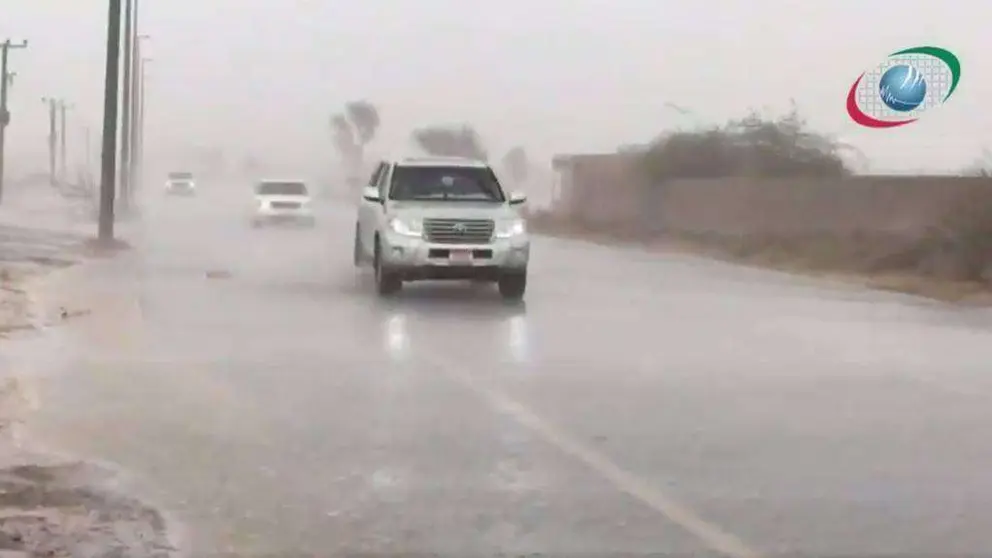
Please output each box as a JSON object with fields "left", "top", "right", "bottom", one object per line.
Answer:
{"left": 388, "top": 201, "right": 517, "bottom": 220}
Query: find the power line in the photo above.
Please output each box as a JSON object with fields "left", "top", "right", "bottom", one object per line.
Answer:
{"left": 0, "top": 38, "right": 28, "bottom": 204}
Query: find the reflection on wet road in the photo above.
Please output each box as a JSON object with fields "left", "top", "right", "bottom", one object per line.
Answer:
{"left": 21, "top": 192, "right": 992, "bottom": 556}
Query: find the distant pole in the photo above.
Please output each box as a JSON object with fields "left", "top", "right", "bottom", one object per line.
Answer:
{"left": 84, "top": 126, "right": 92, "bottom": 177}
{"left": 59, "top": 102, "right": 69, "bottom": 182}
{"left": 119, "top": 0, "right": 134, "bottom": 211}
{"left": 136, "top": 56, "right": 149, "bottom": 196}
{"left": 0, "top": 39, "right": 28, "bottom": 204}
{"left": 130, "top": 33, "right": 147, "bottom": 200}
{"left": 42, "top": 97, "right": 57, "bottom": 186}
{"left": 130, "top": 0, "right": 143, "bottom": 200}
{"left": 98, "top": 0, "right": 123, "bottom": 241}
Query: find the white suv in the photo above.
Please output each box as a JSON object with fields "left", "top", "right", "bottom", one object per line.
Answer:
{"left": 251, "top": 179, "right": 315, "bottom": 228}
{"left": 353, "top": 156, "right": 530, "bottom": 300}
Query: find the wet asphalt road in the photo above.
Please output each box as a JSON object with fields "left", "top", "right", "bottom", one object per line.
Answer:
{"left": 18, "top": 190, "right": 992, "bottom": 557}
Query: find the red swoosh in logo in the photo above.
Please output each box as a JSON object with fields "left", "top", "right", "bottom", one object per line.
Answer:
{"left": 846, "top": 74, "right": 917, "bottom": 128}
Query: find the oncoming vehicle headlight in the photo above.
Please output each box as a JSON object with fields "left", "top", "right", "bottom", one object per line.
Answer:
{"left": 495, "top": 219, "right": 526, "bottom": 239}
{"left": 388, "top": 217, "right": 423, "bottom": 238}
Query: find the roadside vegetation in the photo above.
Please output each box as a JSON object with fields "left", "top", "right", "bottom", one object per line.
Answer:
{"left": 529, "top": 106, "right": 992, "bottom": 299}
{"left": 637, "top": 106, "right": 852, "bottom": 182}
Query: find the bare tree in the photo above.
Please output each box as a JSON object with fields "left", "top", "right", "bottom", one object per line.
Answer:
{"left": 501, "top": 146, "right": 529, "bottom": 183}
{"left": 345, "top": 101, "right": 380, "bottom": 145}
{"left": 411, "top": 124, "right": 487, "bottom": 160}
{"left": 331, "top": 114, "right": 357, "bottom": 159}
{"left": 330, "top": 100, "right": 380, "bottom": 177}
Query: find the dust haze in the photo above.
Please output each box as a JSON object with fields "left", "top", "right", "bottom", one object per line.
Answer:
{"left": 1, "top": 0, "right": 989, "bottom": 189}
{"left": 4, "top": 1, "right": 992, "bottom": 555}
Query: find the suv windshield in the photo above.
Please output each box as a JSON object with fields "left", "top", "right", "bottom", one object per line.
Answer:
{"left": 257, "top": 181, "right": 308, "bottom": 196}
{"left": 389, "top": 165, "right": 505, "bottom": 202}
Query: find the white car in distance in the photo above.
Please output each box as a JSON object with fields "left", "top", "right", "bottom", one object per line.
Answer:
{"left": 164, "top": 171, "right": 196, "bottom": 196}
{"left": 251, "top": 179, "right": 315, "bottom": 228}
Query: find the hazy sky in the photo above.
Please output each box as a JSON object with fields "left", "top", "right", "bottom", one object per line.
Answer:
{"left": 2, "top": 0, "right": 990, "bottom": 178}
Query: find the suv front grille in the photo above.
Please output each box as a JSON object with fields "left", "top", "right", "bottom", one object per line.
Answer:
{"left": 423, "top": 218, "right": 494, "bottom": 244}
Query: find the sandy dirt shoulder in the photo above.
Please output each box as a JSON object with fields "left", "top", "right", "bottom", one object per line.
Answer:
{"left": 0, "top": 241, "right": 179, "bottom": 557}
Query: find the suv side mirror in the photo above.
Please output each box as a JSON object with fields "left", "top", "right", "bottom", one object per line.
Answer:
{"left": 508, "top": 191, "right": 527, "bottom": 205}
{"left": 362, "top": 186, "right": 381, "bottom": 203}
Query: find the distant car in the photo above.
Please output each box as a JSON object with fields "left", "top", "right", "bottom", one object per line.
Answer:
{"left": 164, "top": 171, "right": 196, "bottom": 196}
{"left": 251, "top": 179, "right": 315, "bottom": 228}
{"left": 353, "top": 156, "right": 530, "bottom": 300}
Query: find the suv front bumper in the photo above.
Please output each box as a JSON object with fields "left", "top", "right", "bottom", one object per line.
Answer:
{"left": 379, "top": 232, "right": 529, "bottom": 280}
{"left": 253, "top": 208, "right": 315, "bottom": 225}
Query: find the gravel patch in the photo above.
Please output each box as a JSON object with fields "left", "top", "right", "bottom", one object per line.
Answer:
{"left": 0, "top": 461, "right": 178, "bottom": 558}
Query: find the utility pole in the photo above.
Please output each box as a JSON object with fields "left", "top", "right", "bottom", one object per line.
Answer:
{"left": 84, "top": 126, "right": 92, "bottom": 180}
{"left": 0, "top": 39, "right": 28, "bottom": 204}
{"left": 130, "top": 33, "right": 147, "bottom": 202}
{"left": 59, "top": 102, "right": 69, "bottom": 182}
{"left": 41, "top": 98, "right": 71, "bottom": 185}
{"left": 135, "top": 56, "right": 148, "bottom": 199}
{"left": 130, "top": 0, "right": 143, "bottom": 202}
{"left": 42, "top": 97, "right": 58, "bottom": 186}
{"left": 119, "top": 0, "right": 134, "bottom": 211}
{"left": 98, "top": 0, "right": 122, "bottom": 241}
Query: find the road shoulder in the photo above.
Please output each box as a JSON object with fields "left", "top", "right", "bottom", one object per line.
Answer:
{"left": 0, "top": 229, "right": 178, "bottom": 557}
{"left": 530, "top": 222, "right": 992, "bottom": 306}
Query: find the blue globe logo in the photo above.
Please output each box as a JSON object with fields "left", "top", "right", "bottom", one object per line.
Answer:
{"left": 878, "top": 64, "right": 927, "bottom": 112}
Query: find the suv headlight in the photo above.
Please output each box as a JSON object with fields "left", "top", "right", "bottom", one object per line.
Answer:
{"left": 388, "top": 217, "right": 423, "bottom": 238}
{"left": 495, "top": 218, "right": 526, "bottom": 239}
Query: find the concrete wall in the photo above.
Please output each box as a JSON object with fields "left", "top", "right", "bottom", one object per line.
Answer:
{"left": 552, "top": 151, "right": 992, "bottom": 238}
{"left": 551, "top": 153, "right": 647, "bottom": 226}
{"left": 657, "top": 177, "right": 992, "bottom": 238}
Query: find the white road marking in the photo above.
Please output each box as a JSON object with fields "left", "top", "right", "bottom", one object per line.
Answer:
{"left": 383, "top": 312, "right": 410, "bottom": 359}
{"left": 424, "top": 354, "right": 759, "bottom": 558}
{"left": 505, "top": 315, "right": 529, "bottom": 363}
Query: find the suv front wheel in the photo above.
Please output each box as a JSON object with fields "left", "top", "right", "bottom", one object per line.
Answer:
{"left": 498, "top": 271, "right": 526, "bottom": 301}
{"left": 373, "top": 238, "right": 402, "bottom": 296}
